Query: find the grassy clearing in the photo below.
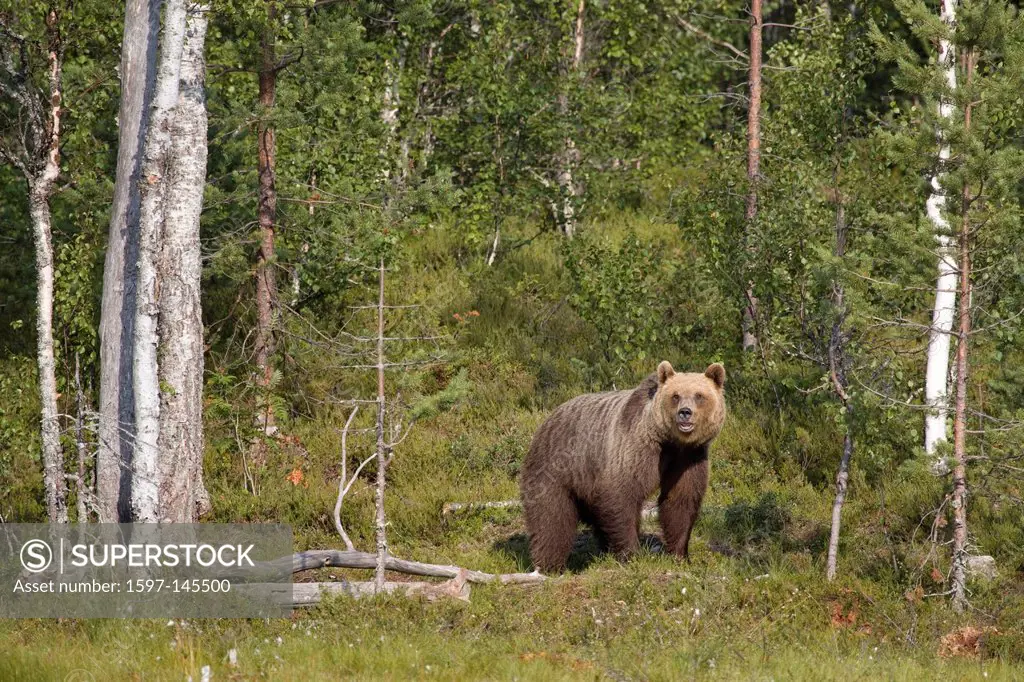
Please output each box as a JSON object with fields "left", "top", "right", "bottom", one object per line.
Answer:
{"left": 1, "top": 544, "right": 1020, "bottom": 680}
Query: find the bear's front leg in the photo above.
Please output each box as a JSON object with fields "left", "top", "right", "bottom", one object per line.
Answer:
{"left": 592, "top": 496, "right": 642, "bottom": 560}
{"left": 658, "top": 456, "right": 710, "bottom": 559}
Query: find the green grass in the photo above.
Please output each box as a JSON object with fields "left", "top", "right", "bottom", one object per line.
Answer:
{"left": 1, "top": 545, "right": 1020, "bottom": 680}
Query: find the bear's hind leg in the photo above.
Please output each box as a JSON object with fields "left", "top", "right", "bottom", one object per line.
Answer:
{"left": 525, "top": 488, "right": 578, "bottom": 572}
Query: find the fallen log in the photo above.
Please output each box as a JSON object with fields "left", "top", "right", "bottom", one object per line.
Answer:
{"left": 282, "top": 549, "right": 545, "bottom": 585}
{"left": 441, "top": 500, "right": 521, "bottom": 516}
{"left": 249, "top": 573, "right": 472, "bottom": 606}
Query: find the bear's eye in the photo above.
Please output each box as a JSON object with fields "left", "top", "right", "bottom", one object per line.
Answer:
{"left": 671, "top": 393, "right": 680, "bottom": 404}
{"left": 695, "top": 393, "right": 705, "bottom": 403}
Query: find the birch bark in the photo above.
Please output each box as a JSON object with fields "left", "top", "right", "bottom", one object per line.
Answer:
{"left": 97, "top": 0, "right": 160, "bottom": 521}
{"left": 923, "top": 0, "right": 959, "bottom": 465}
{"left": 555, "top": 0, "right": 585, "bottom": 239}
{"left": 33, "top": 9, "right": 67, "bottom": 523}
{"left": 0, "top": 7, "right": 70, "bottom": 522}
{"left": 30, "top": 183, "right": 66, "bottom": 524}
{"left": 132, "top": 0, "right": 188, "bottom": 522}
{"left": 156, "top": 2, "right": 211, "bottom": 522}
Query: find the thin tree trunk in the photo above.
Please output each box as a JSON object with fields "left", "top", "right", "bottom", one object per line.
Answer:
{"left": 74, "top": 354, "right": 88, "bottom": 521}
{"left": 949, "top": 209, "right": 970, "bottom": 612}
{"left": 825, "top": 194, "right": 853, "bottom": 581}
{"left": 486, "top": 131, "right": 505, "bottom": 267}
{"left": 132, "top": 0, "right": 188, "bottom": 522}
{"left": 742, "top": 0, "right": 763, "bottom": 353}
{"left": 30, "top": 187, "right": 66, "bottom": 523}
{"left": 949, "top": 50, "right": 975, "bottom": 614}
{"left": 486, "top": 225, "right": 500, "bottom": 267}
{"left": 555, "top": 0, "right": 585, "bottom": 239}
{"left": 156, "top": 2, "right": 210, "bottom": 522}
{"left": 826, "top": 406, "right": 853, "bottom": 580}
{"left": 374, "top": 258, "right": 388, "bottom": 591}
{"left": 254, "top": 5, "right": 279, "bottom": 428}
{"left": 27, "top": 7, "right": 67, "bottom": 524}
{"left": 97, "top": 0, "right": 160, "bottom": 521}
{"left": 380, "top": 36, "right": 403, "bottom": 186}
{"left": 924, "top": 0, "right": 959, "bottom": 465}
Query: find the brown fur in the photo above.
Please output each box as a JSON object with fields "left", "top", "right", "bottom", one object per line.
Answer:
{"left": 520, "top": 361, "right": 726, "bottom": 571}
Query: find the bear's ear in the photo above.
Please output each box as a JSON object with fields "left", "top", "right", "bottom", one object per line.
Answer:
{"left": 705, "top": 363, "right": 726, "bottom": 389}
{"left": 657, "top": 361, "right": 675, "bottom": 385}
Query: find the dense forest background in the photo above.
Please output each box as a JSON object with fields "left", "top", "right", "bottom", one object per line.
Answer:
{"left": 2, "top": 0, "right": 1024, "bottom": 677}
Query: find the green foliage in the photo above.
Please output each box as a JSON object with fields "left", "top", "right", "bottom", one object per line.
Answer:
{"left": 564, "top": 231, "right": 666, "bottom": 366}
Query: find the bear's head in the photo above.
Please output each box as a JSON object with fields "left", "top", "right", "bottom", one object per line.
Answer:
{"left": 654, "top": 361, "right": 726, "bottom": 446}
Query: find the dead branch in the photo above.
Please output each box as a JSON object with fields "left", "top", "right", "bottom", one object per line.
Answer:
{"left": 442, "top": 500, "right": 521, "bottom": 516}
{"left": 674, "top": 15, "right": 749, "bottom": 62}
{"left": 286, "top": 549, "right": 546, "bottom": 585}
{"left": 288, "top": 574, "right": 470, "bottom": 605}
{"left": 245, "top": 572, "right": 471, "bottom": 606}
{"left": 333, "top": 407, "right": 360, "bottom": 550}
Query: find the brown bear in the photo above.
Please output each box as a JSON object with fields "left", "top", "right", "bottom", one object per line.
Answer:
{"left": 520, "top": 361, "right": 726, "bottom": 572}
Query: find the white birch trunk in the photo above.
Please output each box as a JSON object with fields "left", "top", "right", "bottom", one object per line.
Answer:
{"left": 31, "top": 13, "right": 68, "bottom": 523}
{"left": 923, "top": 0, "right": 959, "bottom": 466}
{"left": 380, "top": 43, "right": 402, "bottom": 185}
{"left": 156, "top": 2, "right": 210, "bottom": 522}
{"left": 826, "top": 411, "right": 852, "bottom": 581}
{"left": 1, "top": 9, "right": 69, "bottom": 522}
{"left": 555, "top": 0, "right": 585, "bottom": 239}
{"left": 131, "top": 0, "right": 188, "bottom": 522}
{"left": 97, "top": 0, "right": 161, "bottom": 521}
{"left": 486, "top": 227, "right": 500, "bottom": 267}
{"left": 30, "top": 183, "right": 67, "bottom": 524}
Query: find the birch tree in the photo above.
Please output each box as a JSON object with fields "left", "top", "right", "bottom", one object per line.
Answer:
{"left": 379, "top": 28, "right": 402, "bottom": 186}
{"left": 0, "top": 5, "right": 68, "bottom": 522}
{"left": 555, "top": 0, "right": 585, "bottom": 239}
{"left": 124, "top": 0, "right": 211, "bottom": 522}
{"left": 156, "top": 2, "right": 211, "bottom": 522}
{"left": 824, "top": 187, "right": 854, "bottom": 583}
{"left": 131, "top": 0, "right": 188, "bottom": 521}
{"left": 98, "top": 0, "right": 160, "bottom": 521}
{"left": 923, "top": 0, "right": 958, "bottom": 466}
{"left": 878, "top": 0, "right": 1024, "bottom": 609}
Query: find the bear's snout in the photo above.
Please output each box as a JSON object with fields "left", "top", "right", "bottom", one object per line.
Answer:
{"left": 676, "top": 406, "right": 696, "bottom": 433}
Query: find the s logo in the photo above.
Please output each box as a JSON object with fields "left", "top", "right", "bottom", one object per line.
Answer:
{"left": 20, "top": 539, "right": 52, "bottom": 573}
